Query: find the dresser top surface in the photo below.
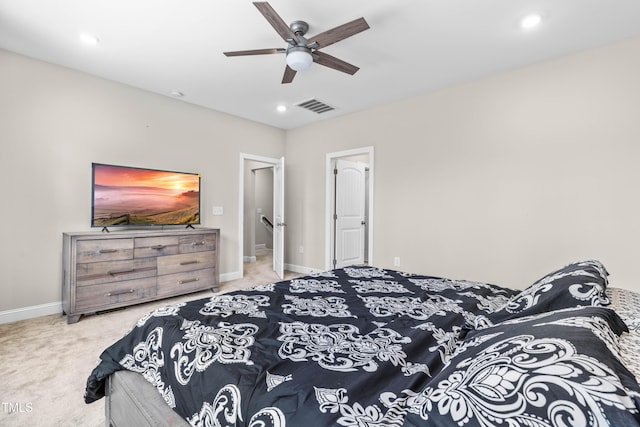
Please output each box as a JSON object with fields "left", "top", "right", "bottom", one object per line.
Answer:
{"left": 64, "top": 227, "right": 219, "bottom": 239}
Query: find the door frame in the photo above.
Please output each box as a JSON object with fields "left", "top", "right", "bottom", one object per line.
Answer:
{"left": 273, "top": 157, "right": 285, "bottom": 279}
{"left": 324, "top": 146, "right": 374, "bottom": 270}
{"left": 238, "top": 153, "right": 283, "bottom": 279}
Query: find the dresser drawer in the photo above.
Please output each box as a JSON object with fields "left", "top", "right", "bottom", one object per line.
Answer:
{"left": 76, "top": 277, "right": 157, "bottom": 311}
{"left": 157, "top": 251, "right": 215, "bottom": 275}
{"left": 178, "top": 234, "right": 217, "bottom": 254}
{"left": 76, "top": 239, "right": 134, "bottom": 263}
{"left": 134, "top": 236, "right": 179, "bottom": 258}
{"left": 76, "top": 258, "right": 157, "bottom": 286}
{"left": 157, "top": 268, "right": 216, "bottom": 297}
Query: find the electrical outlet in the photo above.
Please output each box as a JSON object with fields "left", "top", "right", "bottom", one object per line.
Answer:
{"left": 298, "top": 245, "right": 304, "bottom": 254}
{"left": 212, "top": 206, "right": 224, "bottom": 215}
{"left": 394, "top": 257, "right": 400, "bottom": 267}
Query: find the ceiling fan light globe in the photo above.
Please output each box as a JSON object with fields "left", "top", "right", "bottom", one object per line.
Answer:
{"left": 286, "top": 49, "right": 313, "bottom": 71}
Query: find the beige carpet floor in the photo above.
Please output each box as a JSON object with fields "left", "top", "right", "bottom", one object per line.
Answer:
{"left": 0, "top": 249, "right": 299, "bottom": 427}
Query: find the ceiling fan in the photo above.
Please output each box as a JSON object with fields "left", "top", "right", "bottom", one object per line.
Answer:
{"left": 223, "top": 2, "right": 370, "bottom": 84}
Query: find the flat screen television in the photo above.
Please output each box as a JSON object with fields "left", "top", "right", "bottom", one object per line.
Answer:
{"left": 91, "top": 163, "right": 201, "bottom": 228}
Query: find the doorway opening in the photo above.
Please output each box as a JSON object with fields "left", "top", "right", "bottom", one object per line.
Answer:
{"left": 325, "top": 147, "right": 374, "bottom": 270}
{"left": 239, "top": 154, "right": 285, "bottom": 280}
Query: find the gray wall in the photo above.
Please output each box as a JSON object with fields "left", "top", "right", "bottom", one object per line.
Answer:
{"left": 254, "top": 167, "right": 274, "bottom": 249}
{"left": 243, "top": 161, "right": 274, "bottom": 260}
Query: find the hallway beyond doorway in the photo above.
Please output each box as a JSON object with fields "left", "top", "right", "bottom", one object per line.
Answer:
{"left": 243, "top": 248, "right": 299, "bottom": 286}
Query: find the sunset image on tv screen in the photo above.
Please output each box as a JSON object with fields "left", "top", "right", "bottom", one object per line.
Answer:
{"left": 92, "top": 164, "right": 200, "bottom": 226}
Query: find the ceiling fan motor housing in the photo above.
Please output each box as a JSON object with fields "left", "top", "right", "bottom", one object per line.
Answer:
{"left": 289, "top": 20, "right": 309, "bottom": 36}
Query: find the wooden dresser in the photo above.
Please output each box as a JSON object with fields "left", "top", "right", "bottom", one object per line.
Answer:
{"left": 62, "top": 228, "right": 219, "bottom": 323}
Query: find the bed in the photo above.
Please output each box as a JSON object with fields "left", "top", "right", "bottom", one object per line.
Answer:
{"left": 85, "top": 260, "right": 640, "bottom": 426}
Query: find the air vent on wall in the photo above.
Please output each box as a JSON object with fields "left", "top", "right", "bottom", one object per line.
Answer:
{"left": 297, "top": 99, "right": 335, "bottom": 114}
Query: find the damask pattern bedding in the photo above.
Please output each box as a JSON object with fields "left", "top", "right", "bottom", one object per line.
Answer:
{"left": 85, "top": 261, "right": 640, "bottom": 426}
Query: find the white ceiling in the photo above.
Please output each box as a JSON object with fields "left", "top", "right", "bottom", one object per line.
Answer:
{"left": 2, "top": 0, "right": 640, "bottom": 130}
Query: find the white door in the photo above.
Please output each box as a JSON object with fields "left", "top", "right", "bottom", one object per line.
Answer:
{"left": 273, "top": 157, "right": 285, "bottom": 279}
{"left": 334, "top": 159, "right": 366, "bottom": 268}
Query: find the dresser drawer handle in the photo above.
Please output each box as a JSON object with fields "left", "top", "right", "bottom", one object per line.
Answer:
{"left": 191, "top": 241, "right": 206, "bottom": 246}
{"left": 178, "top": 278, "right": 199, "bottom": 285}
{"left": 99, "top": 249, "right": 118, "bottom": 254}
{"left": 107, "top": 289, "right": 135, "bottom": 296}
{"left": 108, "top": 268, "right": 135, "bottom": 275}
{"left": 151, "top": 245, "right": 166, "bottom": 250}
{"left": 180, "top": 260, "right": 199, "bottom": 266}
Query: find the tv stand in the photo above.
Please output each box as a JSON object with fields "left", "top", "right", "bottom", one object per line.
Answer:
{"left": 101, "top": 227, "right": 110, "bottom": 233}
{"left": 62, "top": 228, "right": 220, "bottom": 323}
{"left": 185, "top": 224, "right": 195, "bottom": 229}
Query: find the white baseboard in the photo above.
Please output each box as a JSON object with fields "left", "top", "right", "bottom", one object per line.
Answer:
{"left": 255, "top": 243, "right": 266, "bottom": 250}
{"left": 0, "top": 302, "right": 62, "bottom": 325}
{"left": 285, "top": 263, "right": 320, "bottom": 275}
{"left": 243, "top": 256, "right": 257, "bottom": 263}
{"left": 220, "top": 271, "right": 242, "bottom": 282}
{"left": 222, "top": 265, "right": 317, "bottom": 283}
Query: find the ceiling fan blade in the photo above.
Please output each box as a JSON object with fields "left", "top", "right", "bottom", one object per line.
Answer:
{"left": 224, "top": 48, "right": 285, "bottom": 57}
{"left": 308, "top": 17, "right": 369, "bottom": 49}
{"left": 253, "top": 2, "right": 296, "bottom": 42}
{"left": 313, "top": 51, "right": 359, "bottom": 75}
{"left": 282, "top": 66, "right": 297, "bottom": 84}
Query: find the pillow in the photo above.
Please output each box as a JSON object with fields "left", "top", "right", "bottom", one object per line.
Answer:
{"left": 400, "top": 306, "right": 640, "bottom": 426}
{"left": 477, "top": 259, "right": 610, "bottom": 328}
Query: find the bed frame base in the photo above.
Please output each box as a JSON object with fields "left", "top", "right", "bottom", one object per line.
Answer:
{"left": 106, "top": 371, "right": 189, "bottom": 427}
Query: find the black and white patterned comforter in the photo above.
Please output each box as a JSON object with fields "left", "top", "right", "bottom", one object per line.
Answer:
{"left": 85, "top": 261, "right": 640, "bottom": 426}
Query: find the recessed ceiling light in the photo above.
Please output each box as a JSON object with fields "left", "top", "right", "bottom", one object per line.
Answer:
{"left": 276, "top": 104, "right": 287, "bottom": 113}
{"left": 170, "top": 90, "right": 184, "bottom": 98}
{"left": 521, "top": 14, "right": 542, "bottom": 30}
{"left": 79, "top": 33, "right": 100, "bottom": 46}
